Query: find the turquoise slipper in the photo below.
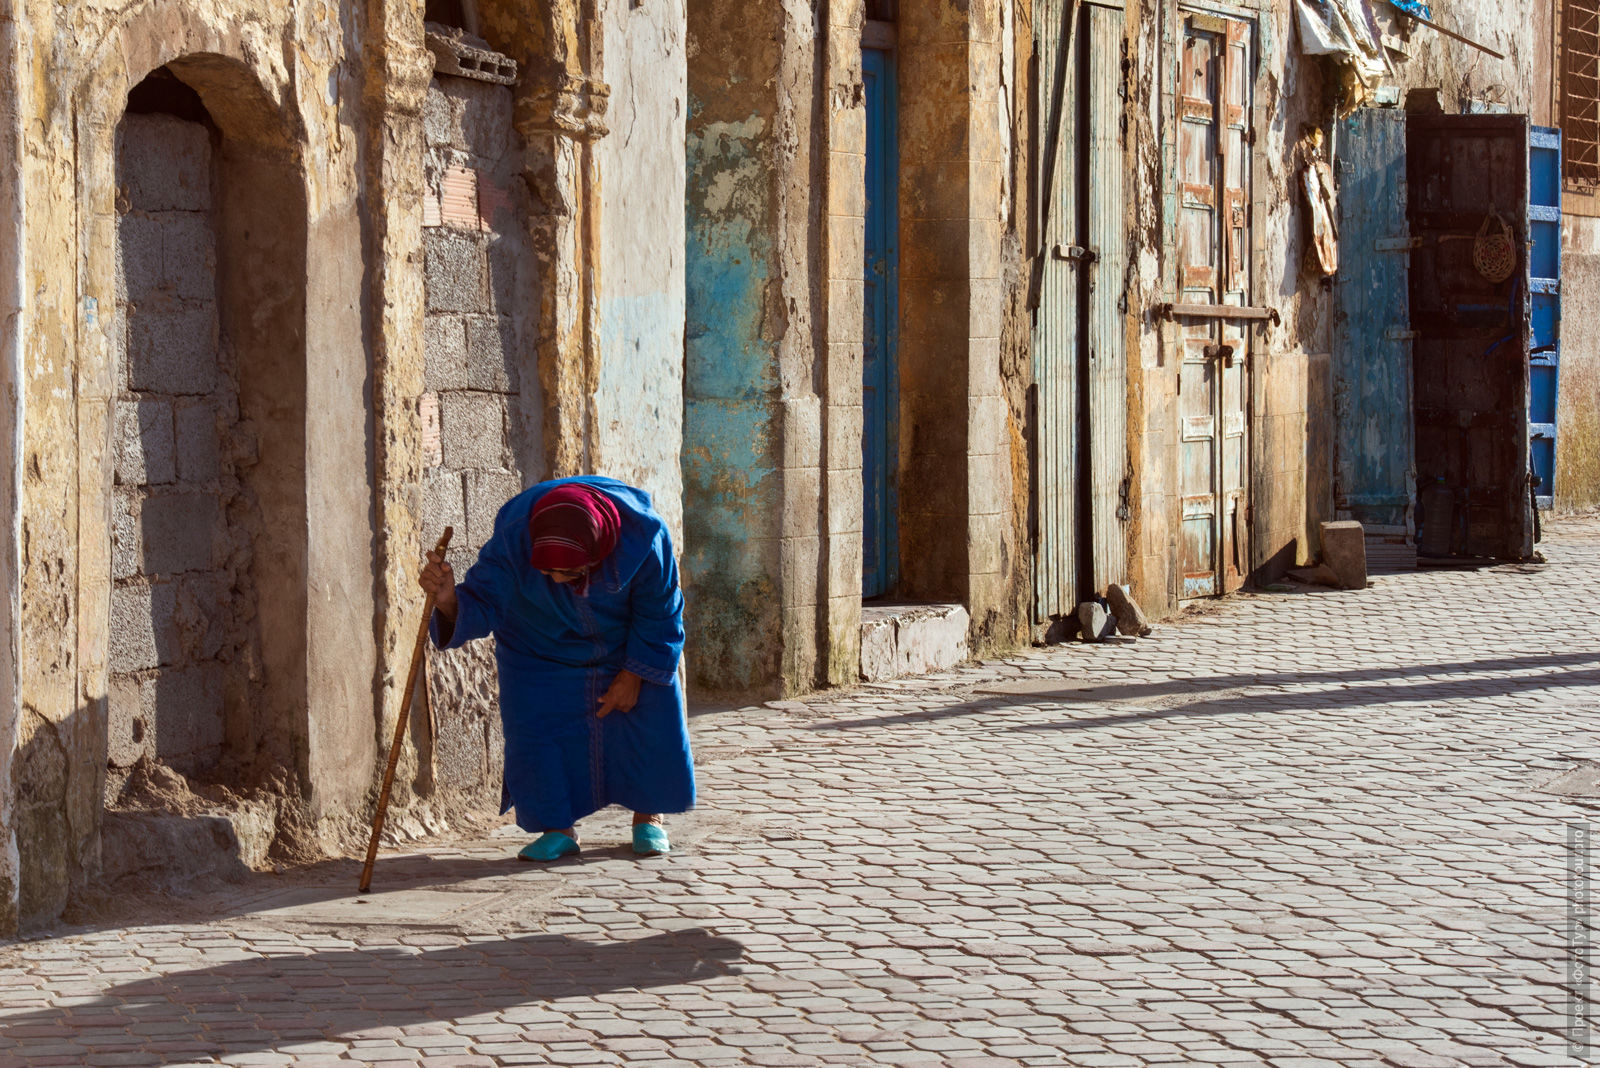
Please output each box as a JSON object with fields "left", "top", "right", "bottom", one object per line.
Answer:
{"left": 632, "top": 823, "right": 670, "bottom": 857}
{"left": 518, "top": 832, "right": 579, "bottom": 862}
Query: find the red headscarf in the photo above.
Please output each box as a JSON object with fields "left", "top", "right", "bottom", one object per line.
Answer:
{"left": 528, "top": 483, "right": 621, "bottom": 593}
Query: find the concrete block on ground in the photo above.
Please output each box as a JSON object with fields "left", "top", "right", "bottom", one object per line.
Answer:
{"left": 465, "top": 314, "right": 518, "bottom": 391}
{"left": 110, "top": 582, "right": 177, "bottom": 672}
{"left": 466, "top": 469, "right": 523, "bottom": 549}
{"left": 1320, "top": 520, "right": 1368, "bottom": 590}
{"left": 114, "top": 398, "right": 175, "bottom": 486}
{"left": 1106, "top": 584, "right": 1154, "bottom": 637}
{"left": 424, "top": 314, "right": 469, "bottom": 390}
{"left": 127, "top": 306, "right": 217, "bottom": 394}
{"left": 1078, "top": 601, "right": 1111, "bottom": 643}
{"left": 100, "top": 809, "right": 262, "bottom": 889}
{"left": 859, "top": 614, "right": 897, "bottom": 682}
{"left": 439, "top": 391, "right": 509, "bottom": 470}
{"left": 140, "top": 491, "right": 219, "bottom": 574}
{"left": 425, "top": 229, "right": 488, "bottom": 313}
{"left": 172, "top": 401, "right": 221, "bottom": 482}
{"left": 859, "top": 604, "right": 969, "bottom": 680}
{"left": 120, "top": 114, "right": 212, "bottom": 213}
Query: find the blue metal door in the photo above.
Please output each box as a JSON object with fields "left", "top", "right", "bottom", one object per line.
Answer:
{"left": 1333, "top": 108, "right": 1414, "bottom": 535}
{"left": 862, "top": 47, "right": 899, "bottom": 597}
{"left": 1530, "top": 126, "right": 1561, "bottom": 509}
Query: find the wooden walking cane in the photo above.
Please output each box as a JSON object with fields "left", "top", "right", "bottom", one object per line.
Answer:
{"left": 359, "top": 526, "right": 453, "bottom": 894}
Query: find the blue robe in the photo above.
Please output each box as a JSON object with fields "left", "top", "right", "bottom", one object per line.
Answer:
{"left": 430, "top": 476, "right": 695, "bottom": 831}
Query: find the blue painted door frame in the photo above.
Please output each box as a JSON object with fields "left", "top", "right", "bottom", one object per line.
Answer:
{"left": 862, "top": 46, "right": 900, "bottom": 598}
{"left": 1529, "top": 126, "right": 1561, "bottom": 509}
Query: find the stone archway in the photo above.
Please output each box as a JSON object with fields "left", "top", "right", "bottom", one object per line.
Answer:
{"left": 95, "top": 51, "right": 308, "bottom": 820}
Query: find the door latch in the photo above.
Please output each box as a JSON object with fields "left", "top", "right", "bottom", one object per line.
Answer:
{"left": 1052, "top": 243, "right": 1099, "bottom": 264}
{"left": 1204, "top": 342, "right": 1237, "bottom": 367}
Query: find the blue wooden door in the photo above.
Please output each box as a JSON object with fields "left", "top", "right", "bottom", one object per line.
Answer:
{"left": 1530, "top": 126, "right": 1561, "bottom": 509}
{"left": 862, "top": 47, "right": 899, "bottom": 597}
{"left": 1333, "top": 109, "right": 1414, "bottom": 535}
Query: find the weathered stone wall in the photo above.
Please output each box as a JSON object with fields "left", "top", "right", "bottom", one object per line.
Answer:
{"left": 683, "top": 0, "right": 807, "bottom": 696}
{"left": 0, "top": 0, "right": 27, "bottom": 935}
{"left": 594, "top": 0, "right": 687, "bottom": 544}
{"left": 109, "top": 107, "right": 248, "bottom": 780}
{"left": 418, "top": 60, "right": 532, "bottom": 812}
{"left": 1557, "top": 214, "right": 1600, "bottom": 512}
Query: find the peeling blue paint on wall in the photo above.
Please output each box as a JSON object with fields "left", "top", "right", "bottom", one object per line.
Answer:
{"left": 682, "top": 105, "right": 783, "bottom": 692}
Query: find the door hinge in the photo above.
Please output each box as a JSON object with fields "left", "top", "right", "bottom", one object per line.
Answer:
{"left": 1384, "top": 327, "right": 1418, "bottom": 341}
{"left": 1375, "top": 236, "right": 1420, "bottom": 251}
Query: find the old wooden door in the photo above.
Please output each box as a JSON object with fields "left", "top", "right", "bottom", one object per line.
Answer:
{"left": 1032, "top": 0, "right": 1125, "bottom": 620}
{"left": 862, "top": 45, "right": 900, "bottom": 596}
{"left": 1407, "top": 114, "right": 1533, "bottom": 560}
{"left": 1530, "top": 126, "right": 1561, "bottom": 509}
{"left": 1175, "top": 11, "right": 1251, "bottom": 601}
{"left": 1333, "top": 108, "right": 1414, "bottom": 535}
{"left": 1084, "top": 2, "right": 1128, "bottom": 595}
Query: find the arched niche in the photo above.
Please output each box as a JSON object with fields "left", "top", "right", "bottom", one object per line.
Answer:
{"left": 98, "top": 50, "right": 308, "bottom": 795}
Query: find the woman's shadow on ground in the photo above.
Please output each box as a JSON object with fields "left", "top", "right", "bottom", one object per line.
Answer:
{"left": 2, "top": 927, "right": 745, "bottom": 1060}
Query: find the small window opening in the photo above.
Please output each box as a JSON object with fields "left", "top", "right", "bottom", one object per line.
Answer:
{"left": 1563, "top": 0, "right": 1600, "bottom": 188}
{"left": 866, "top": 0, "right": 897, "bottom": 20}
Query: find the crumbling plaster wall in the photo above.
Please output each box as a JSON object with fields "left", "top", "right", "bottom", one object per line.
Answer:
{"left": 0, "top": 0, "right": 25, "bottom": 936}
{"left": 1124, "top": 0, "right": 1540, "bottom": 620}
{"left": 683, "top": 0, "right": 820, "bottom": 696}
{"left": 594, "top": 0, "right": 687, "bottom": 544}
{"left": 1557, "top": 214, "right": 1600, "bottom": 511}
{"left": 9, "top": 0, "right": 377, "bottom": 928}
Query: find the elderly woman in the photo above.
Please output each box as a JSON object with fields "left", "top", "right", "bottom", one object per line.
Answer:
{"left": 419, "top": 476, "right": 695, "bottom": 861}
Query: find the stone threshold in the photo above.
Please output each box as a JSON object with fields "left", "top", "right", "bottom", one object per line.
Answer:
{"left": 860, "top": 602, "right": 970, "bottom": 682}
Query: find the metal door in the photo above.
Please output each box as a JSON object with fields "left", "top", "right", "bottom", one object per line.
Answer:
{"left": 1407, "top": 114, "right": 1533, "bottom": 560}
{"left": 863, "top": 46, "right": 899, "bottom": 597}
{"left": 1333, "top": 109, "right": 1415, "bottom": 535}
{"left": 1031, "top": 0, "right": 1082, "bottom": 618}
{"left": 1175, "top": 11, "right": 1251, "bottom": 601}
{"left": 1529, "top": 126, "right": 1561, "bottom": 509}
{"left": 1032, "top": 0, "right": 1125, "bottom": 619}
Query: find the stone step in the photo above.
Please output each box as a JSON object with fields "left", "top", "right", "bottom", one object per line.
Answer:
{"left": 860, "top": 603, "right": 970, "bottom": 682}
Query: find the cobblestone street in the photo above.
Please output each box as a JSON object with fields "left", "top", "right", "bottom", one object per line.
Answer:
{"left": 4, "top": 521, "right": 1600, "bottom": 1068}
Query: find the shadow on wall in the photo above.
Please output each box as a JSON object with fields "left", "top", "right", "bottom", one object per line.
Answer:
{"left": 12, "top": 704, "right": 101, "bottom": 933}
{"left": 0, "top": 929, "right": 745, "bottom": 1054}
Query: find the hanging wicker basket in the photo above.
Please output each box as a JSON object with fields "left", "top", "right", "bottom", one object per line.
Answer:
{"left": 1472, "top": 212, "right": 1517, "bottom": 284}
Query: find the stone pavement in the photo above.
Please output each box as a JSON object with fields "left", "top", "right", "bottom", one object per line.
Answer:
{"left": 5, "top": 521, "right": 1600, "bottom": 1067}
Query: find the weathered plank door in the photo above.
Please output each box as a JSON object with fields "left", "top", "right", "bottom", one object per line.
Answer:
{"left": 1085, "top": 2, "right": 1128, "bottom": 595}
{"left": 1407, "top": 114, "right": 1533, "bottom": 559}
{"left": 1175, "top": 11, "right": 1251, "bottom": 601}
{"left": 1031, "top": 0, "right": 1082, "bottom": 618}
{"left": 862, "top": 45, "right": 900, "bottom": 596}
{"left": 1332, "top": 109, "right": 1414, "bottom": 535}
{"left": 1529, "top": 126, "right": 1561, "bottom": 509}
{"left": 1032, "top": 0, "right": 1125, "bottom": 619}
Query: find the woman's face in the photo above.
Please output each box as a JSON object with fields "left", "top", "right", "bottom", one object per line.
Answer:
{"left": 541, "top": 567, "right": 588, "bottom": 585}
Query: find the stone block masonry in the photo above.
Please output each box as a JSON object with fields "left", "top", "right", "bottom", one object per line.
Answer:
{"left": 109, "top": 111, "right": 253, "bottom": 781}
{"left": 419, "top": 66, "right": 537, "bottom": 810}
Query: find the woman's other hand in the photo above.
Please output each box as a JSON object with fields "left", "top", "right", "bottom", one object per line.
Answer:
{"left": 597, "top": 670, "right": 643, "bottom": 719}
{"left": 421, "top": 550, "right": 458, "bottom": 621}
